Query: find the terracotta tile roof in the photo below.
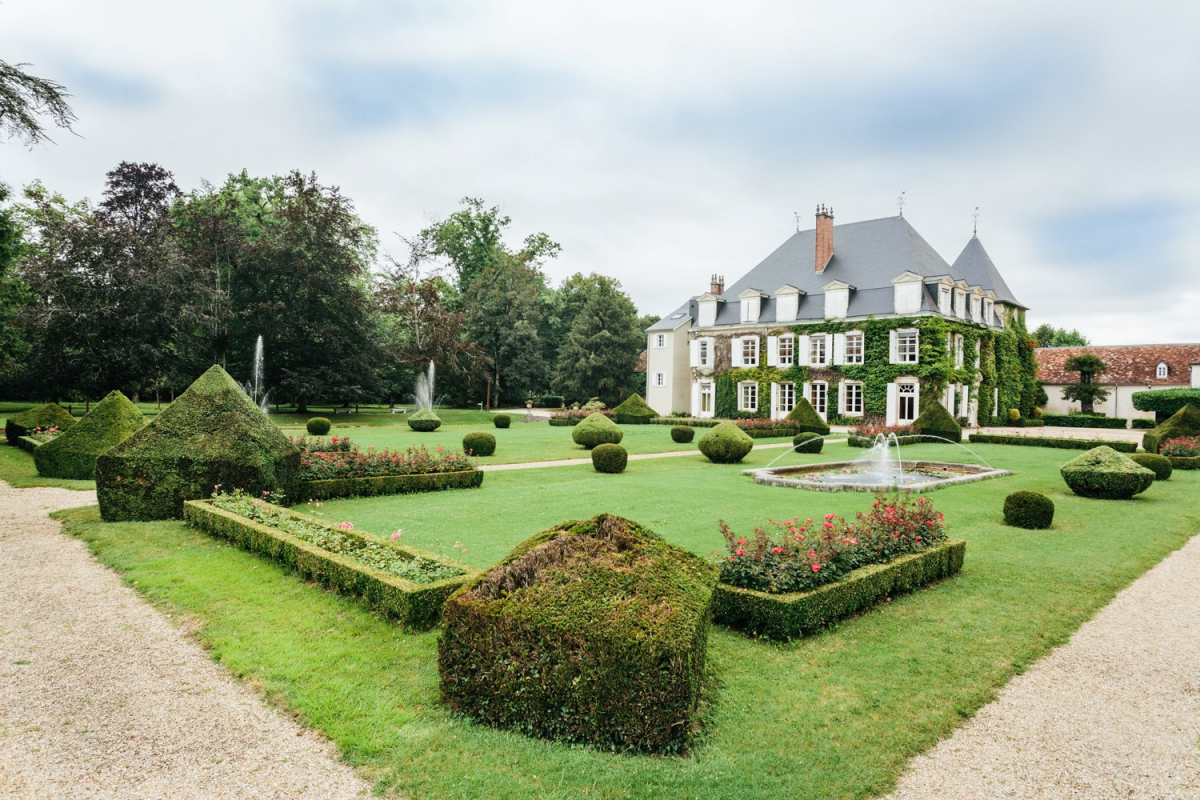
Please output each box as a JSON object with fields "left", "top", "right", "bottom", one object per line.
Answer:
{"left": 634, "top": 349, "right": 647, "bottom": 373}
{"left": 1037, "top": 344, "right": 1200, "bottom": 385}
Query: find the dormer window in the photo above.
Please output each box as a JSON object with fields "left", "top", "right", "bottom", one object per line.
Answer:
{"left": 892, "top": 272, "right": 923, "bottom": 315}
{"left": 738, "top": 289, "right": 766, "bottom": 324}
{"left": 984, "top": 298, "right": 994, "bottom": 325}
{"left": 971, "top": 295, "right": 982, "bottom": 322}
{"left": 822, "top": 280, "right": 853, "bottom": 319}
{"left": 1157, "top": 362, "right": 1169, "bottom": 379}
{"left": 955, "top": 290, "right": 967, "bottom": 317}
{"left": 939, "top": 286, "right": 952, "bottom": 315}
{"left": 698, "top": 294, "right": 722, "bottom": 327}
{"left": 774, "top": 285, "right": 803, "bottom": 322}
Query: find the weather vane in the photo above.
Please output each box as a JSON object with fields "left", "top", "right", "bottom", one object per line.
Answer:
{"left": 972, "top": 206, "right": 980, "bottom": 237}
{"left": 897, "top": 191, "right": 906, "bottom": 217}
{"left": 794, "top": 211, "right": 800, "bottom": 232}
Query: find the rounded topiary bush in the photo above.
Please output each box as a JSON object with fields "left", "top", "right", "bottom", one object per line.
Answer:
{"left": 463, "top": 431, "right": 497, "bottom": 457}
{"left": 792, "top": 432, "right": 823, "bottom": 454}
{"left": 591, "top": 443, "right": 628, "bottom": 473}
{"left": 408, "top": 407, "right": 442, "bottom": 432}
{"left": 1131, "top": 453, "right": 1172, "bottom": 481}
{"left": 306, "top": 417, "right": 331, "bottom": 436}
{"left": 1060, "top": 446, "right": 1155, "bottom": 499}
{"left": 1003, "top": 490, "right": 1055, "bottom": 529}
{"left": 670, "top": 425, "right": 695, "bottom": 444}
{"left": 697, "top": 421, "right": 754, "bottom": 464}
{"left": 493, "top": 413, "right": 511, "bottom": 429}
{"left": 572, "top": 412, "right": 623, "bottom": 450}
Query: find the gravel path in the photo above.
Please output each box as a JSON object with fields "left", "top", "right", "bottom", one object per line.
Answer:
{"left": 0, "top": 481, "right": 370, "bottom": 800}
{"left": 888, "top": 533, "right": 1200, "bottom": 799}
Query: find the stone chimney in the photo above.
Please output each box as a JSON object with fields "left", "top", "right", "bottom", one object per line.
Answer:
{"left": 709, "top": 274, "right": 725, "bottom": 295}
{"left": 815, "top": 205, "right": 834, "bottom": 273}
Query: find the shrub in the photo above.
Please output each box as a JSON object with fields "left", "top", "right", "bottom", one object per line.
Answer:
{"left": 33, "top": 390, "right": 145, "bottom": 480}
{"left": 697, "top": 421, "right": 754, "bottom": 464}
{"left": 5, "top": 402, "right": 76, "bottom": 445}
{"left": 611, "top": 393, "right": 656, "bottom": 425}
{"left": 1008, "top": 408, "right": 1021, "bottom": 422}
{"left": 1131, "top": 453, "right": 1172, "bottom": 480}
{"left": 911, "top": 399, "right": 962, "bottom": 444}
{"left": 1043, "top": 414, "right": 1127, "bottom": 430}
{"left": 571, "top": 412, "right": 623, "bottom": 449}
{"left": 847, "top": 420, "right": 917, "bottom": 447}
{"left": 1142, "top": 404, "right": 1200, "bottom": 454}
{"left": 1160, "top": 436, "right": 1200, "bottom": 457}
{"left": 1060, "top": 446, "right": 1155, "bottom": 499}
{"left": 462, "top": 431, "right": 496, "bottom": 457}
{"left": 540, "top": 395, "right": 565, "bottom": 408}
{"left": 1131, "top": 418, "right": 1155, "bottom": 429}
{"left": 95, "top": 365, "right": 301, "bottom": 521}
{"left": 301, "top": 470, "right": 484, "bottom": 501}
{"left": 591, "top": 443, "right": 628, "bottom": 473}
{"left": 784, "top": 397, "right": 830, "bottom": 436}
{"left": 1132, "top": 388, "right": 1200, "bottom": 417}
{"left": 297, "top": 442, "right": 471, "bottom": 480}
{"left": 407, "top": 407, "right": 442, "bottom": 432}
{"left": 792, "top": 432, "right": 823, "bottom": 454}
{"left": 1167, "top": 456, "right": 1200, "bottom": 470}
{"left": 551, "top": 408, "right": 615, "bottom": 426}
{"left": 493, "top": 413, "right": 511, "bottom": 429}
{"left": 306, "top": 417, "right": 331, "bottom": 435}
{"left": 969, "top": 433, "right": 1138, "bottom": 453}
{"left": 671, "top": 425, "right": 695, "bottom": 443}
{"left": 1003, "top": 491, "right": 1055, "bottom": 529}
{"left": 438, "top": 514, "right": 717, "bottom": 754}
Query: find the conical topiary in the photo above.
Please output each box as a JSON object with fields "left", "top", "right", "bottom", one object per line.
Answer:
{"left": 571, "top": 412, "right": 623, "bottom": 449}
{"left": 95, "top": 365, "right": 301, "bottom": 521}
{"left": 5, "top": 402, "right": 77, "bottom": 445}
{"left": 697, "top": 421, "right": 754, "bottom": 463}
{"left": 784, "top": 396, "right": 830, "bottom": 436}
{"left": 34, "top": 390, "right": 145, "bottom": 479}
{"left": 912, "top": 398, "right": 962, "bottom": 444}
{"left": 612, "top": 393, "right": 657, "bottom": 425}
{"left": 1142, "top": 403, "right": 1200, "bottom": 454}
{"left": 408, "top": 407, "right": 442, "bottom": 432}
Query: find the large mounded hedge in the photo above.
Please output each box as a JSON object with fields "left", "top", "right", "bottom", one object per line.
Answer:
{"left": 96, "top": 365, "right": 301, "bottom": 521}
{"left": 1060, "top": 446, "right": 1155, "bottom": 500}
{"left": 911, "top": 399, "right": 962, "bottom": 444}
{"left": 1132, "top": 388, "right": 1200, "bottom": 417}
{"left": 5, "top": 402, "right": 76, "bottom": 445}
{"left": 784, "top": 397, "right": 830, "bottom": 436}
{"left": 439, "top": 514, "right": 717, "bottom": 754}
{"left": 698, "top": 421, "right": 754, "bottom": 463}
{"left": 34, "top": 390, "right": 145, "bottom": 479}
{"left": 1142, "top": 404, "right": 1200, "bottom": 454}
{"left": 611, "top": 393, "right": 656, "bottom": 425}
{"left": 571, "top": 412, "right": 623, "bottom": 449}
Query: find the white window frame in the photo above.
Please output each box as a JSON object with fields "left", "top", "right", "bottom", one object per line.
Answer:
{"left": 971, "top": 296, "right": 982, "bottom": 322}
{"left": 984, "top": 299, "right": 994, "bottom": 325}
{"left": 897, "top": 329, "right": 919, "bottom": 364}
{"left": 699, "top": 381, "right": 714, "bottom": 416}
{"left": 741, "top": 337, "right": 759, "bottom": 367}
{"left": 810, "top": 334, "right": 827, "bottom": 366}
{"left": 777, "top": 335, "right": 794, "bottom": 367}
{"left": 939, "top": 286, "right": 952, "bottom": 315}
{"left": 653, "top": 372, "right": 665, "bottom": 387}
{"left": 778, "top": 382, "right": 795, "bottom": 415}
{"left": 955, "top": 334, "right": 964, "bottom": 368}
{"left": 699, "top": 338, "right": 710, "bottom": 367}
{"left": 1157, "top": 362, "right": 1169, "bottom": 379}
{"left": 809, "top": 381, "right": 828, "bottom": 419}
{"left": 897, "top": 381, "right": 918, "bottom": 424}
{"left": 698, "top": 300, "right": 717, "bottom": 328}
{"left": 738, "top": 381, "right": 758, "bottom": 412}
{"left": 844, "top": 331, "right": 864, "bottom": 364}
{"left": 843, "top": 381, "right": 864, "bottom": 416}
{"left": 955, "top": 291, "right": 967, "bottom": 318}
{"left": 654, "top": 333, "right": 666, "bottom": 348}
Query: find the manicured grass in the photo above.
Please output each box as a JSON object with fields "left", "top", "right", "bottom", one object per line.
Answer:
{"left": 0, "top": 442, "right": 94, "bottom": 490}
{"left": 55, "top": 441, "right": 1200, "bottom": 798}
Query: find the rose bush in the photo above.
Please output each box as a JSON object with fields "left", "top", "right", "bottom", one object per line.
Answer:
{"left": 290, "top": 436, "right": 472, "bottom": 481}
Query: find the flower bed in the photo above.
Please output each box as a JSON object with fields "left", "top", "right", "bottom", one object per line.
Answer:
{"left": 970, "top": 433, "right": 1138, "bottom": 453}
{"left": 649, "top": 417, "right": 806, "bottom": 438}
{"left": 185, "top": 492, "right": 475, "bottom": 629}
{"left": 302, "top": 470, "right": 484, "bottom": 501}
{"left": 847, "top": 422, "right": 918, "bottom": 447}
{"left": 1160, "top": 436, "right": 1200, "bottom": 457}
{"left": 549, "top": 409, "right": 615, "bottom": 426}
{"left": 288, "top": 437, "right": 482, "bottom": 499}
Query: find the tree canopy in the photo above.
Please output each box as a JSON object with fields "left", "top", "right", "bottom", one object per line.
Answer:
{"left": 1061, "top": 354, "right": 1110, "bottom": 414}
{"left": 1033, "top": 324, "right": 1089, "bottom": 348}
{"left": 0, "top": 60, "right": 76, "bottom": 146}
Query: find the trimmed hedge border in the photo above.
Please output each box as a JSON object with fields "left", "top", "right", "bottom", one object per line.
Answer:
{"left": 847, "top": 434, "right": 923, "bottom": 448}
{"left": 184, "top": 500, "right": 477, "bottom": 629}
{"left": 299, "top": 469, "right": 483, "bottom": 501}
{"left": 649, "top": 417, "right": 720, "bottom": 427}
{"left": 970, "top": 433, "right": 1138, "bottom": 453}
{"left": 15, "top": 436, "right": 41, "bottom": 453}
{"left": 1167, "top": 456, "right": 1200, "bottom": 470}
{"left": 1043, "top": 414, "right": 1128, "bottom": 430}
{"left": 548, "top": 418, "right": 579, "bottom": 427}
{"left": 713, "top": 539, "right": 966, "bottom": 641}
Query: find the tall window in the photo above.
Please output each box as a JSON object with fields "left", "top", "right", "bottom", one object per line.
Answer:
{"left": 654, "top": 333, "right": 666, "bottom": 348}
{"left": 955, "top": 335, "right": 964, "bottom": 368}
{"left": 898, "top": 382, "right": 918, "bottom": 423}
{"left": 810, "top": 334, "right": 827, "bottom": 366}
{"left": 939, "top": 286, "right": 952, "bottom": 315}
{"left": 845, "top": 332, "right": 864, "bottom": 364}
{"left": 778, "top": 382, "right": 795, "bottom": 414}
{"left": 897, "top": 330, "right": 919, "bottom": 363}
{"left": 809, "top": 382, "right": 827, "bottom": 417}
{"left": 742, "top": 337, "right": 758, "bottom": 366}
{"left": 843, "top": 382, "right": 863, "bottom": 415}
{"left": 739, "top": 381, "right": 758, "bottom": 412}
{"left": 699, "top": 339, "right": 709, "bottom": 366}
{"left": 778, "top": 335, "right": 794, "bottom": 366}
{"left": 654, "top": 372, "right": 665, "bottom": 387}
{"left": 700, "top": 382, "right": 713, "bottom": 414}
{"left": 971, "top": 296, "right": 982, "bottom": 321}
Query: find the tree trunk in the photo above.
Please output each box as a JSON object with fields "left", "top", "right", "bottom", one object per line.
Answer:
{"left": 297, "top": 397, "right": 308, "bottom": 414}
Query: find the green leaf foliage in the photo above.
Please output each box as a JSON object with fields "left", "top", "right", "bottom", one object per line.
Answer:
{"left": 697, "top": 421, "right": 754, "bottom": 464}
{"left": 1002, "top": 491, "right": 1055, "bottom": 529}
{"left": 969, "top": 433, "right": 1138, "bottom": 453}
{"left": 5, "top": 402, "right": 75, "bottom": 444}
{"left": 571, "top": 412, "right": 623, "bottom": 449}
{"left": 611, "top": 392, "right": 656, "bottom": 424}
{"left": 1142, "top": 404, "right": 1200, "bottom": 454}
{"left": 1132, "top": 389, "right": 1200, "bottom": 416}
{"left": 438, "top": 514, "right": 718, "bottom": 753}
{"left": 407, "top": 407, "right": 442, "bottom": 432}
{"left": 784, "top": 396, "right": 830, "bottom": 436}
{"left": 911, "top": 399, "right": 962, "bottom": 444}
{"left": 33, "top": 390, "right": 144, "bottom": 479}
{"left": 1130, "top": 453, "right": 1172, "bottom": 481}
{"left": 492, "top": 413, "right": 511, "bottom": 428}
{"left": 463, "top": 431, "right": 496, "bottom": 457}
{"left": 670, "top": 425, "right": 695, "bottom": 443}
{"left": 552, "top": 279, "right": 643, "bottom": 407}
{"left": 300, "top": 469, "right": 483, "bottom": 501}
{"left": 306, "top": 417, "right": 332, "bottom": 435}
{"left": 792, "top": 432, "right": 823, "bottom": 453}
{"left": 1042, "top": 414, "right": 1127, "bottom": 430}
{"left": 1060, "top": 446, "right": 1155, "bottom": 499}
{"left": 591, "top": 443, "right": 628, "bottom": 473}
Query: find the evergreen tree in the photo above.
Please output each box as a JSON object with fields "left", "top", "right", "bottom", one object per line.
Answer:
{"left": 553, "top": 279, "right": 642, "bottom": 406}
{"left": 0, "top": 183, "right": 30, "bottom": 374}
{"left": 1061, "top": 354, "right": 1110, "bottom": 415}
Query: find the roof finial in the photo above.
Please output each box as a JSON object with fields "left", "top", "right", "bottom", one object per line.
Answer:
{"left": 972, "top": 206, "right": 980, "bottom": 237}
{"left": 794, "top": 211, "right": 800, "bottom": 232}
{"left": 897, "top": 191, "right": 906, "bottom": 217}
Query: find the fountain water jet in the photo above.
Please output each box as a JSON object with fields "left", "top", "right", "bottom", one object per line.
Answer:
{"left": 240, "top": 335, "right": 270, "bottom": 413}
{"left": 414, "top": 361, "right": 436, "bottom": 411}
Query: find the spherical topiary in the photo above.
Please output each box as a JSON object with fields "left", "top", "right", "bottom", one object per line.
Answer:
{"left": 697, "top": 421, "right": 754, "bottom": 464}
{"left": 408, "top": 407, "right": 442, "bottom": 432}
{"left": 1003, "top": 490, "right": 1055, "bottom": 529}
{"left": 792, "top": 432, "right": 823, "bottom": 454}
{"left": 591, "top": 443, "right": 628, "bottom": 473}
{"left": 1060, "top": 446, "right": 1155, "bottom": 499}
{"left": 1007, "top": 408, "right": 1021, "bottom": 422}
{"left": 306, "top": 417, "right": 332, "bottom": 436}
{"left": 463, "top": 431, "right": 497, "bottom": 457}
{"left": 493, "top": 413, "right": 511, "bottom": 429}
{"left": 572, "top": 412, "right": 623, "bottom": 450}
{"left": 671, "top": 425, "right": 695, "bottom": 443}
{"left": 1131, "top": 453, "right": 1172, "bottom": 481}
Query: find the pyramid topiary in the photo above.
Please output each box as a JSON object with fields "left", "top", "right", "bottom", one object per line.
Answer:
{"left": 784, "top": 396, "right": 830, "bottom": 436}
{"left": 912, "top": 399, "right": 962, "bottom": 444}
{"left": 697, "top": 421, "right": 754, "bottom": 463}
{"left": 408, "top": 407, "right": 442, "bottom": 432}
{"left": 1142, "top": 403, "right": 1200, "bottom": 454}
{"left": 611, "top": 393, "right": 656, "bottom": 425}
{"left": 34, "top": 390, "right": 145, "bottom": 479}
{"left": 438, "top": 514, "right": 717, "bottom": 754}
{"left": 1060, "top": 446, "right": 1154, "bottom": 500}
{"left": 95, "top": 365, "right": 301, "bottom": 521}
{"left": 572, "top": 412, "right": 623, "bottom": 449}
{"left": 6, "top": 402, "right": 77, "bottom": 445}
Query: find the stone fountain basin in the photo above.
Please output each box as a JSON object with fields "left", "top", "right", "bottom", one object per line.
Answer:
{"left": 744, "top": 460, "right": 1012, "bottom": 493}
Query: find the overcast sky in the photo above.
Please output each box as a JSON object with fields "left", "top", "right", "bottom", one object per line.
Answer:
{"left": 3, "top": 0, "right": 1198, "bottom": 344}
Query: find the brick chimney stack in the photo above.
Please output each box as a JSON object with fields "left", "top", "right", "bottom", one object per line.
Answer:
{"left": 709, "top": 274, "right": 725, "bottom": 295}
{"left": 815, "top": 205, "right": 834, "bottom": 273}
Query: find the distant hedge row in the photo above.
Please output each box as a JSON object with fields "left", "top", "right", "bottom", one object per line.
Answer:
{"left": 969, "top": 434, "right": 1137, "bottom": 453}
{"left": 1042, "top": 414, "right": 1128, "bottom": 430}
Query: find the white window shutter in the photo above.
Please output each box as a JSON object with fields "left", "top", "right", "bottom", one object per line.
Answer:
{"left": 689, "top": 339, "right": 700, "bottom": 367}
{"left": 749, "top": 338, "right": 759, "bottom": 364}
{"left": 833, "top": 333, "right": 846, "bottom": 365}
{"left": 770, "top": 382, "right": 779, "bottom": 420}
{"left": 889, "top": 330, "right": 899, "bottom": 364}
{"left": 704, "top": 337, "right": 714, "bottom": 366}
{"left": 766, "top": 336, "right": 779, "bottom": 367}
{"left": 798, "top": 335, "right": 810, "bottom": 367}
{"left": 731, "top": 337, "right": 742, "bottom": 368}
{"left": 802, "top": 381, "right": 812, "bottom": 407}
{"left": 691, "top": 381, "right": 700, "bottom": 416}
{"left": 886, "top": 383, "right": 898, "bottom": 425}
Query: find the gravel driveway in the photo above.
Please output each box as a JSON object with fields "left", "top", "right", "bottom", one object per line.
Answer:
{"left": 0, "top": 481, "right": 370, "bottom": 799}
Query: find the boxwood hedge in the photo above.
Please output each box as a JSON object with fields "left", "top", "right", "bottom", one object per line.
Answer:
{"left": 493, "top": 413, "right": 511, "bottom": 429}
{"left": 306, "top": 417, "right": 332, "bottom": 435}
{"left": 591, "top": 443, "right": 628, "bottom": 473}
{"left": 792, "top": 432, "right": 823, "bottom": 454}
{"left": 670, "top": 425, "right": 695, "bottom": 443}
{"left": 611, "top": 393, "right": 656, "bottom": 425}
{"left": 407, "top": 407, "right": 442, "bottom": 432}
{"left": 784, "top": 397, "right": 830, "bottom": 436}
{"left": 697, "top": 421, "right": 754, "bottom": 463}
{"left": 1142, "top": 404, "right": 1200, "bottom": 454}
{"left": 1043, "top": 414, "right": 1128, "bottom": 429}
{"left": 1130, "top": 453, "right": 1172, "bottom": 481}
{"left": 463, "top": 431, "right": 496, "bottom": 457}
{"left": 969, "top": 434, "right": 1138, "bottom": 453}
{"left": 571, "top": 412, "right": 623, "bottom": 449}
{"left": 34, "top": 390, "right": 145, "bottom": 480}
{"left": 1060, "top": 446, "right": 1155, "bottom": 499}
{"left": 912, "top": 399, "right": 962, "bottom": 444}
{"left": 300, "top": 469, "right": 483, "bottom": 501}
{"left": 5, "top": 402, "right": 76, "bottom": 445}
{"left": 1003, "top": 491, "right": 1055, "bottom": 529}
{"left": 1132, "top": 388, "right": 1200, "bottom": 417}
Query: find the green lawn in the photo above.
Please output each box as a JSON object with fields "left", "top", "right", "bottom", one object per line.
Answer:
{"left": 0, "top": 442, "right": 94, "bottom": 490}
{"left": 53, "top": 439, "right": 1200, "bottom": 799}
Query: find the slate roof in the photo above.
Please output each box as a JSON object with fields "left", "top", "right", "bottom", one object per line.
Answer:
{"left": 646, "top": 302, "right": 694, "bottom": 332}
{"left": 1037, "top": 344, "right": 1200, "bottom": 385}
{"left": 951, "top": 236, "right": 1025, "bottom": 308}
